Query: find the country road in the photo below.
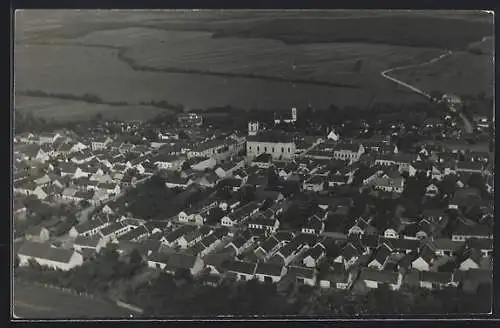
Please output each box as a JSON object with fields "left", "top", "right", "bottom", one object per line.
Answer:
{"left": 379, "top": 37, "right": 493, "bottom": 135}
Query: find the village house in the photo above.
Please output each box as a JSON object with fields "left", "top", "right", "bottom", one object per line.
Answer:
{"left": 160, "top": 225, "right": 197, "bottom": 247}
{"left": 411, "top": 246, "right": 438, "bottom": 271}
{"left": 451, "top": 222, "right": 492, "bottom": 241}
{"left": 254, "top": 235, "right": 283, "bottom": 261}
{"left": 467, "top": 238, "right": 493, "bottom": 257}
{"left": 303, "top": 175, "right": 325, "bottom": 192}
{"left": 255, "top": 262, "right": 287, "bottom": 284}
{"left": 147, "top": 251, "right": 170, "bottom": 270}
{"left": 165, "top": 176, "right": 193, "bottom": 189}
{"left": 246, "top": 213, "right": 279, "bottom": 233}
{"left": 301, "top": 215, "right": 325, "bottom": 235}
{"left": 302, "top": 244, "right": 326, "bottom": 268}
{"left": 367, "top": 244, "right": 392, "bottom": 270}
{"left": 177, "top": 229, "right": 204, "bottom": 249}
{"left": 358, "top": 268, "right": 402, "bottom": 291}
{"left": 348, "top": 218, "right": 377, "bottom": 236}
{"left": 226, "top": 260, "right": 257, "bottom": 281}
{"left": 163, "top": 252, "right": 205, "bottom": 277}
{"left": 38, "top": 132, "right": 62, "bottom": 145}
{"left": 456, "top": 161, "right": 484, "bottom": 174}
{"left": 17, "top": 241, "right": 84, "bottom": 271}
{"left": 334, "top": 240, "right": 370, "bottom": 270}
{"left": 429, "top": 238, "right": 465, "bottom": 257}
{"left": 153, "top": 154, "right": 185, "bottom": 171}
{"left": 73, "top": 234, "right": 108, "bottom": 254}
{"left": 319, "top": 266, "right": 352, "bottom": 290}
{"left": 459, "top": 248, "right": 483, "bottom": 271}
{"left": 99, "top": 221, "right": 132, "bottom": 243}
{"left": 91, "top": 136, "right": 113, "bottom": 151}
{"left": 273, "top": 239, "right": 306, "bottom": 266}
{"left": 332, "top": 143, "right": 365, "bottom": 162}
{"left": 287, "top": 265, "right": 317, "bottom": 287}
{"left": 24, "top": 226, "right": 51, "bottom": 243}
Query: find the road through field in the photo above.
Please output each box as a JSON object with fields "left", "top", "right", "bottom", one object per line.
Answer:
{"left": 379, "top": 38, "right": 492, "bottom": 134}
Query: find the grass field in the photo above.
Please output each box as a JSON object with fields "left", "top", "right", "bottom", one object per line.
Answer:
{"left": 14, "top": 10, "right": 492, "bottom": 121}
{"left": 14, "top": 95, "right": 168, "bottom": 122}
{"left": 13, "top": 280, "right": 133, "bottom": 319}
{"left": 14, "top": 43, "right": 424, "bottom": 116}
{"left": 62, "top": 28, "right": 443, "bottom": 88}
{"left": 390, "top": 50, "right": 494, "bottom": 98}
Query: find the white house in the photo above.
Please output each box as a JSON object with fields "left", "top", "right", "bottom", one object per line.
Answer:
{"left": 384, "top": 228, "right": 399, "bottom": 239}
{"left": 17, "top": 241, "right": 84, "bottom": 271}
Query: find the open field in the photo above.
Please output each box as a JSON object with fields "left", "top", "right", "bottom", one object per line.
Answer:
{"left": 15, "top": 10, "right": 493, "bottom": 47}
{"left": 13, "top": 280, "right": 133, "bottom": 319}
{"left": 14, "top": 10, "right": 492, "bottom": 120}
{"left": 389, "top": 50, "right": 494, "bottom": 98}
{"left": 14, "top": 43, "right": 424, "bottom": 115}
{"left": 14, "top": 95, "right": 168, "bottom": 122}
{"left": 60, "top": 28, "right": 444, "bottom": 88}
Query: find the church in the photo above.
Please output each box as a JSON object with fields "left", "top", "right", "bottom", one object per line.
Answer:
{"left": 274, "top": 106, "right": 297, "bottom": 125}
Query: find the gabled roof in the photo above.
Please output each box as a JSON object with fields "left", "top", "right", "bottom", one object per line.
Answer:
{"left": 288, "top": 265, "right": 315, "bottom": 279}
{"left": 467, "top": 238, "right": 493, "bottom": 250}
{"left": 381, "top": 237, "right": 420, "bottom": 252}
{"left": 226, "top": 260, "right": 257, "bottom": 275}
{"left": 453, "top": 222, "right": 492, "bottom": 237}
{"left": 163, "top": 225, "right": 196, "bottom": 243}
{"left": 18, "top": 241, "right": 76, "bottom": 263}
{"left": 255, "top": 262, "right": 284, "bottom": 277}
{"left": 74, "top": 234, "right": 103, "bottom": 248}
{"left": 420, "top": 271, "right": 453, "bottom": 284}
{"left": 302, "top": 244, "right": 325, "bottom": 261}
{"left": 165, "top": 252, "right": 197, "bottom": 271}
{"left": 429, "top": 238, "right": 465, "bottom": 251}
{"left": 359, "top": 268, "right": 398, "bottom": 284}
{"left": 372, "top": 244, "right": 392, "bottom": 266}
{"left": 148, "top": 251, "right": 170, "bottom": 264}
{"left": 258, "top": 236, "right": 280, "bottom": 253}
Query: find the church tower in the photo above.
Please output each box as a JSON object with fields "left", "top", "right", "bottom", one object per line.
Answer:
{"left": 248, "top": 121, "right": 259, "bottom": 136}
{"left": 291, "top": 106, "right": 297, "bottom": 122}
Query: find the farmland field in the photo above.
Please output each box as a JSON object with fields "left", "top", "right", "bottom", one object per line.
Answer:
{"left": 389, "top": 50, "right": 494, "bottom": 98}
{"left": 14, "top": 95, "right": 168, "bottom": 122}
{"left": 13, "top": 280, "right": 133, "bottom": 319}
{"left": 61, "top": 28, "right": 444, "bottom": 87}
{"left": 14, "top": 10, "right": 493, "bottom": 121}
{"left": 14, "top": 43, "right": 424, "bottom": 114}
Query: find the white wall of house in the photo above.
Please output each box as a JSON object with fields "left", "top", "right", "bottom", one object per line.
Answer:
{"left": 247, "top": 141, "right": 296, "bottom": 160}
{"left": 18, "top": 251, "right": 83, "bottom": 271}
{"left": 412, "top": 258, "right": 430, "bottom": 271}
{"left": 459, "top": 259, "right": 480, "bottom": 271}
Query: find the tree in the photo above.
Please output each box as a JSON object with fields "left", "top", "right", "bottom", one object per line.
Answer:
{"left": 178, "top": 130, "right": 189, "bottom": 140}
{"left": 181, "top": 161, "right": 191, "bottom": 171}
{"left": 206, "top": 206, "right": 225, "bottom": 225}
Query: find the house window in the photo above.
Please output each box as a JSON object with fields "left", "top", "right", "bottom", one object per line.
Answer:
{"left": 240, "top": 275, "right": 246, "bottom": 281}
{"left": 287, "top": 148, "right": 290, "bottom": 153}
{"left": 257, "top": 146, "right": 260, "bottom": 152}
{"left": 281, "top": 147, "right": 284, "bottom": 153}
{"left": 264, "top": 147, "right": 268, "bottom": 152}
{"left": 156, "top": 263, "right": 161, "bottom": 269}
{"left": 272, "top": 148, "right": 275, "bottom": 153}
{"left": 264, "top": 276, "right": 273, "bottom": 283}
